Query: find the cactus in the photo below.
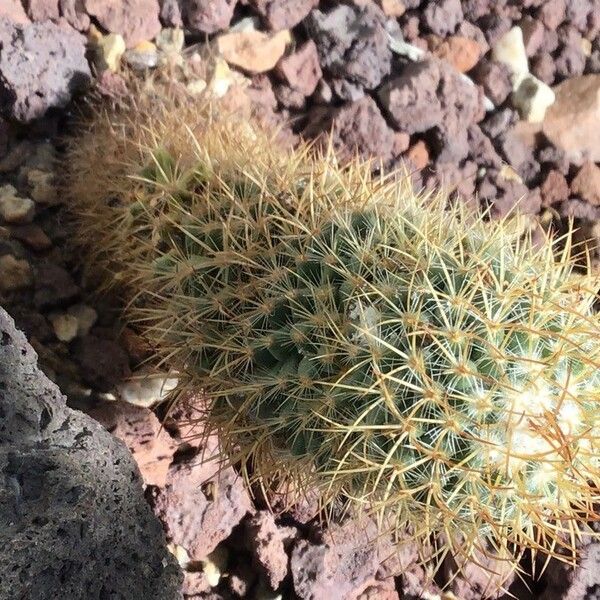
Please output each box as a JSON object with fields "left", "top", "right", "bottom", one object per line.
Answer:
{"left": 66, "top": 86, "right": 600, "bottom": 584}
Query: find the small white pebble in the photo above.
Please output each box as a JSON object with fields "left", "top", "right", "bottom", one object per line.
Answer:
{"left": 581, "top": 38, "right": 592, "bottom": 57}
{"left": 0, "top": 184, "right": 35, "bottom": 223}
{"left": 512, "top": 74, "right": 555, "bottom": 122}
{"left": 156, "top": 28, "right": 185, "bottom": 53}
{"left": 499, "top": 164, "right": 523, "bottom": 183}
{"left": 203, "top": 546, "right": 229, "bottom": 587}
{"left": 208, "top": 57, "right": 233, "bottom": 98}
{"left": 50, "top": 313, "right": 79, "bottom": 342}
{"left": 187, "top": 79, "right": 207, "bottom": 96}
{"left": 118, "top": 371, "right": 179, "bottom": 407}
{"left": 230, "top": 16, "right": 261, "bottom": 32}
{"left": 66, "top": 304, "right": 98, "bottom": 337}
{"left": 492, "top": 27, "right": 529, "bottom": 90}
{"left": 95, "top": 33, "right": 126, "bottom": 72}
{"left": 167, "top": 544, "right": 191, "bottom": 569}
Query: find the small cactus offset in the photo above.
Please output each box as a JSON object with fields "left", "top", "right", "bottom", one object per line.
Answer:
{"left": 66, "top": 86, "right": 600, "bottom": 584}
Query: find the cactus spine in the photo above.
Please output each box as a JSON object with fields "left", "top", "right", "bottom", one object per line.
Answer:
{"left": 66, "top": 87, "right": 600, "bottom": 580}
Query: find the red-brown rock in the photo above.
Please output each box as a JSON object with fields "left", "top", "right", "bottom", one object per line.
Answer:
{"left": 543, "top": 75, "right": 600, "bottom": 165}
{"left": 59, "top": 0, "right": 90, "bottom": 31}
{"left": 392, "top": 132, "right": 410, "bottom": 156}
{"left": 429, "top": 35, "right": 482, "bottom": 73}
{"left": 84, "top": 0, "right": 161, "bottom": 47}
{"left": 423, "top": 0, "right": 463, "bottom": 36}
{"left": 560, "top": 198, "right": 600, "bottom": 221}
{"left": 540, "top": 539, "right": 600, "bottom": 600}
{"left": 540, "top": 169, "right": 570, "bottom": 206}
{"left": 472, "top": 59, "right": 512, "bottom": 106}
{"left": 555, "top": 38, "right": 587, "bottom": 79}
{"left": 73, "top": 334, "right": 131, "bottom": 392}
{"left": 302, "top": 95, "right": 395, "bottom": 165}
{"left": 245, "top": 511, "right": 297, "bottom": 589}
{"left": 23, "top": 0, "right": 59, "bottom": 21}
{"left": 440, "top": 549, "right": 516, "bottom": 600}
{"left": 456, "top": 20, "right": 489, "bottom": 55}
{"left": 162, "top": 393, "right": 210, "bottom": 450}
{"left": 520, "top": 15, "right": 545, "bottom": 56}
{"left": 275, "top": 40, "right": 322, "bottom": 97}
{"left": 182, "top": 0, "right": 236, "bottom": 34}
{"left": 379, "top": 58, "right": 480, "bottom": 138}
{"left": 183, "top": 571, "right": 211, "bottom": 596}
{"left": 250, "top": 0, "right": 318, "bottom": 31}
{"left": 307, "top": 3, "right": 391, "bottom": 90}
{"left": 151, "top": 437, "right": 253, "bottom": 560}
{"left": 357, "top": 584, "right": 399, "bottom": 600}
{"left": 468, "top": 124, "right": 503, "bottom": 169}
{"left": 274, "top": 83, "right": 306, "bottom": 109}
{"left": 228, "top": 560, "right": 257, "bottom": 597}
{"left": 380, "top": 58, "right": 482, "bottom": 164}
{"left": 10, "top": 223, "right": 52, "bottom": 250}
{"left": 571, "top": 162, "right": 600, "bottom": 206}
{"left": 263, "top": 477, "right": 321, "bottom": 525}
{"left": 406, "top": 140, "right": 430, "bottom": 170}
{"left": 290, "top": 519, "right": 397, "bottom": 600}
{"left": 531, "top": 53, "right": 556, "bottom": 85}
{"left": 95, "top": 70, "right": 129, "bottom": 100}
{"left": 537, "top": 0, "right": 566, "bottom": 29}
{"left": 478, "top": 169, "right": 541, "bottom": 218}
{"left": 378, "top": 59, "right": 443, "bottom": 134}
{"left": 0, "top": 19, "right": 90, "bottom": 122}
{"left": 33, "top": 261, "right": 80, "bottom": 309}
{"left": 0, "top": 0, "right": 30, "bottom": 24}
{"left": 158, "top": 0, "right": 181, "bottom": 27}
{"left": 88, "top": 401, "right": 178, "bottom": 487}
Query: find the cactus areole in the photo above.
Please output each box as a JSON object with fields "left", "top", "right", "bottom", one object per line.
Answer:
{"left": 67, "top": 94, "right": 600, "bottom": 575}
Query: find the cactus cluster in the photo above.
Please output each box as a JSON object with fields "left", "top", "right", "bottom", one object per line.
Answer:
{"left": 66, "top": 84, "right": 600, "bottom": 583}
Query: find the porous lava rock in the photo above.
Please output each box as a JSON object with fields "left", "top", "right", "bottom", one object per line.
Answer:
{"left": 73, "top": 334, "right": 131, "bottom": 392}
{"left": 0, "top": 307, "right": 183, "bottom": 599}
{"left": 571, "top": 161, "right": 600, "bottom": 206}
{"left": 0, "top": 18, "right": 90, "bottom": 122}
{"left": 379, "top": 57, "right": 482, "bottom": 164}
{"left": 543, "top": 75, "right": 600, "bottom": 165}
{"left": 0, "top": 0, "right": 30, "bottom": 24}
{"left": 440, "top": 550, "right": 516, "bottom": 599}
{"left": 23, "top": 0, "right": 59, "bottom": 21}
{"left": 275, "top": 40, "right": 322, "bottom": 97}
{"left": 33, "top": 261, "right": 80, "bottom": 309}
{"left": 290, "top": 519, "right": 398, "bottom": 600}
{"left": 423, "top": 0, "right": 463, "bottom": 36}
{"left": 181, "top": 0, "right": 236, "bottom": 34}
{"left": 244, "top": 511, "right": 297, "bottom": 589}
{"left": 307, "top": 3, "right": 391, "bottom": 90}
{"left": 302, "top": 95, "right": 395, "bottom": 164}
{"left": 250, "top": 0, "right": 318, "bottom": 31}
{"left": 84, "top": 0, "right": 161, "bottom": 47}
{"left": 150, "top": 435, "right": 253, "bottom": 561}
{"left": 59, "top": 0, "right": 90, "bottom": 31}
{"left": 87, "top": 400, "right": 178, "bottom": 487}
{"left": 540, "top": 538, "right": 600, "bottom": 600}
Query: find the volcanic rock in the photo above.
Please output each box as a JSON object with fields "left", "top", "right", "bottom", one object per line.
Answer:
{"left": 303, "top": 95, "right": 395, "bottom": 164}
{"left": 84, "top": 0, "right": 161, "bottom": 47}
{"left": 0, "top": 18, "right": 90, "bottom": 122}
{"left": 250, "top": 0, "right": 318, "bottom": 31}
{"left": 307, "top": 4, "right": 391, "bottom": 90}
{"left": 0, "top": 308, "right": 182, "bottom": 599}
{"left": 543, "top": 75, "right": 600, "bottom": 165}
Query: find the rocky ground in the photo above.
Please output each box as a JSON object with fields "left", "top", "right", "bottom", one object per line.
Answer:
{"left": 1, "top": 1, "right": 600, "bottom": 599}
